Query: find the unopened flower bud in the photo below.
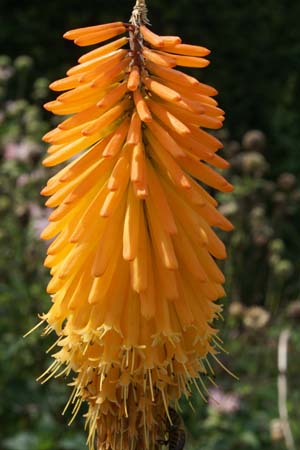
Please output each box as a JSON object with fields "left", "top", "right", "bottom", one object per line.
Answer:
{"left": 273, "top": 260, "right": 294, "bottom": 279}
{"left": 228, "top": 301, "right": 244, "bottom": 318}
{"left": 273, "top": 192, "right": 286, "bottom": 204}
{"left": 14, "top": 55, "right": 33, "bottom": 71}
{"left": 270, "top": 419, "right": 284, "bottom": 442}
{"left": 219, "top": 201, "right": 238, "bottom": 217}
{"left": 287, "top": 300, "right": 300, "bottom": 319}
{"left": 250, "top": 206, "right": 265, "bottom": 221}
{"left": 241, "top": 151, "right": 268, "bottom": 175}
{"left": 242, "top": 130, "right": 266, "bottom": 152}
{"left": 277, "top": 172, "right": 296, "bottom": 191}
{"left": 269, "top": 239, "right": 285, "bottom": 255}
{"left": 0, "top": 55, "right": 12, "bottom": 67}
{"left": 243, "top": 306, "right": 270, "bottom": 330}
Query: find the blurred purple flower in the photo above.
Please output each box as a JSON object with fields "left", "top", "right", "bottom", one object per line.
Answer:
{"left": 4, "top": 141, "right": 31, "bottom": 162}
{"left": 16, "top": 174, "right": 30, "bottom": 187}
{"left": 16, "top": 168, "right": 46, "bottom": 187}
{"left": 208, "top": 387, "right": 240, "bottom": 414}
{"left": 0, "top": 66, "right": 14, "bottom": 81}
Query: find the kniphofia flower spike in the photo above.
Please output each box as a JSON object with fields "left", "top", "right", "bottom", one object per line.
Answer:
{"left": 39, "top": 0, "right": 234, "bottom": 448}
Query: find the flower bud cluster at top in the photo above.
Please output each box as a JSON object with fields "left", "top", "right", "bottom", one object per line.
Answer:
{"left": 128, "top": 1, "right": 148, "bottom": 78}
{"left": 130, "top": 0, "right": 150, "bottom": 27}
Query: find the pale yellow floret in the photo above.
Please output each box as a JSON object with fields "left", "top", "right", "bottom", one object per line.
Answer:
{"left": 123, "top": 184, "right": 141, "bottom": 261}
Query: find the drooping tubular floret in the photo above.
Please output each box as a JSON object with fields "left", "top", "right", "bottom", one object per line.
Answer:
{"left": 39, "top": 1, "right": 234, "bottom": 449}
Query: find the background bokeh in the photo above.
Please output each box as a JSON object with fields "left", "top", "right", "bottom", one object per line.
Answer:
{"left": 1, "top": 1, "right": 300, "bottom": 449}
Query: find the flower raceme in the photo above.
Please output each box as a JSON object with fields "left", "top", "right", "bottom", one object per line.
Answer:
{"left": 39, "top": 2, "right": 233, "bottom": 449}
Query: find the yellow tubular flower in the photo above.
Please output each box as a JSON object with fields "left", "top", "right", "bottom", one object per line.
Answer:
{"left": 39, "top": 0, "right": 234, "bottom": 449}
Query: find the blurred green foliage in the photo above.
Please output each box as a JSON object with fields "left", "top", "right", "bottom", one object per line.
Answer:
{"left": 218, "top": 129, "right": 300, "bottom": 308}
{"left": 0, "top": 55, "right": 86, "bottom": 449}
{"left": 1, "top": 1, "right": 300, "bottom": 449}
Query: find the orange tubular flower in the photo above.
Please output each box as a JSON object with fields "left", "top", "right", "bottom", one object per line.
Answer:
{"left": 38, "top": 0, "right": 234, "bottom": 449}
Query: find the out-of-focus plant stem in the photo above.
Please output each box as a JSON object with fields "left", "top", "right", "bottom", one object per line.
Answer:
{"left": 278, "top": 329, "right": 295, "bottom": 450}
